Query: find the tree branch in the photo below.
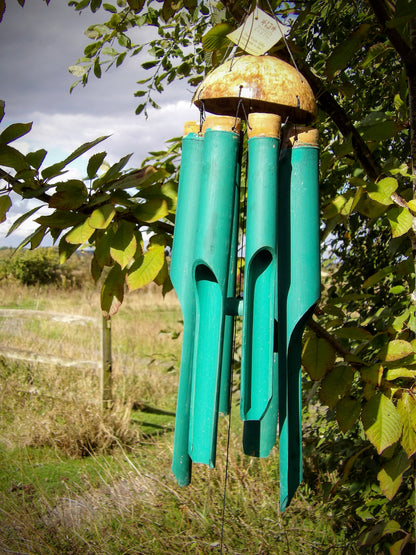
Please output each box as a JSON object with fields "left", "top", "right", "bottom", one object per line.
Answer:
{"left": 293, "top": 58, "right": 384, "bottom": 182}
{"left": 367, "top": 0, "right": 416, "bottom": 73}
{"left": 308, "top": 316, "right": 364, "bottom": 368}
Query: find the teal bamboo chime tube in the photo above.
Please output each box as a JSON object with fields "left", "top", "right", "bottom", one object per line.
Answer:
{"left": 242, "top": 113, "right": 281, "bottom": 459}
{"left": 171, "top": 55, "right": 320, "bottom": 509}
{"left": 278, "top": 127, "right": 320, "bottom": 510}
{"left": 188, "top": 116, "right": 241, "bottom": 466}
{"left": 170, "top": 121, "right": 204, "bottom": 485}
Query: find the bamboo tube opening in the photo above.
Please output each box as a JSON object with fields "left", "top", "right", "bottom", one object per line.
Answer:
{"left": 247, "top": 113, "right": 281, "bottom": 139}
{"left": 183, "top": 121, "right": 201, "bottom": 136}
{"left": 283, "top": 126, "right": 319, "bottom": 149}
{"left": 202, "top": 115, "right": 241, "bottom": 134}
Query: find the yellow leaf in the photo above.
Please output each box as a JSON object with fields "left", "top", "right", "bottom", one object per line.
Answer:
{"left": 397, "top": 392, "right": 416, "bottom": 457}
{"left": 88, "top": 204, "right": 115, "bottom": 229}
{"left": 65, "top": 219, "right": 95, "bottom": 245}
{"left": 377, "top": 449, "right": 410, "bottom": 500}
{"left": 382, "top": 339, "right": 413, "bottom": 362}
{"left": 362, "top": 393, "right": 402, "bottom": 454}
{"left": 126, "top": 243, "right": 164, "bottom": 291}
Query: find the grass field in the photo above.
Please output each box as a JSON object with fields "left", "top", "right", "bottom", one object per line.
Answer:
{"left": 0, "top": 279, "right": 353, "bottom": 554}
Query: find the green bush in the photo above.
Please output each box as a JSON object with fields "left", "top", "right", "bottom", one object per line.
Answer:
{"left": 0, "top": 248, "right": 91, "bottom": 287}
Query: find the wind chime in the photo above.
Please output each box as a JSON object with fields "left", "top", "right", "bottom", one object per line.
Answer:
{"left": 170, "top": 53, "right": 320, "bottom": 510}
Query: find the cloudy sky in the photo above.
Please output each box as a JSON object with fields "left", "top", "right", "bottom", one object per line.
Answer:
{"left": 0, "top": 0, "right": 197, "bottom": 246}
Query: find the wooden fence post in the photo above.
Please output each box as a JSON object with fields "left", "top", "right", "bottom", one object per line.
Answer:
{"left": 101, "top": 315, "right": 113, "bottom": 409}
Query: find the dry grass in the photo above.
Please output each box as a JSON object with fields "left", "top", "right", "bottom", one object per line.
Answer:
{"left": 0, "top": 280, "right": 352, "bottom": 554}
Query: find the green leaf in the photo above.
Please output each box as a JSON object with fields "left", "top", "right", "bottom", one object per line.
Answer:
{"left": 362, "top": 264, "right": 396, "bottom": 288}
{"left": 387, "top": 206, "right": 413, "bottom": 238}
{"left": 360, "top": 42, "right": 391, "bottom": 69}
{"left": 91, "top": 256, "right": 103, "bottom": 282}
{"left": 15, "top": 226, "right": 46, "bottom": 253}
{"left": 26, "top": 149, "right": 47, "bottom": 170}
{"left": 407, "top": 199, "right": 416, "bottom": 213}
{"left": 325, "top": 24, "right": 371, "bottom": 79}
{"left": 367, "top": 177, "right": 398, "bottom": 205}
{"left": 356, "top": 196, "right": 387, "bottom": 219}
{"left": 142, "top": 60, "right": 158, "bottom": 70}
{"left": 101, "top": 46, "right": 118, "bottom": 56}
{"left": 357, "top": 112, "right": 400, "bottom": 142}
{"left": 88, "top": 204, "right": 115, "bottom": 229}
{"left": 69, "top": 64, "right": 88, "bottom": 77}
{"left": 126, "top": 240, "right": 165, "bottom": 291}
{"left": 385, "top": 367, "right": 416, "bottom": 380}
{"left": 381, "top": 339, "right": 414, "bottom": 362}
{"left": 389, "top": 535, "right": 412, "bottom": 555}
{"left": 360, "top": 364, "right": 383, "bottom": 386}
{"left": 302, "top": 334, "right": 336, "bottom": 380}
{"left": 359, "top": 519, "right": 402, "bottom": 547}
{"left": 397, "top": 392, "right": 416, "bottom": 457}
{"left": 116, "top": 52, "right": 127, "bottom": 67}
{"left": 36, "top": 211, "right": 85, "bottom": 229}
{"left": 387, "top": 0, "right": 416, "bottom": 28}
{"left": 41, "top": 136, "right": 108, "bottom": 180}
{"left": 65, "top": 218, "right": 95, "bottom": 244}
{"left": 127, "top": 0, "right": 144, "bottom": 10}
{"left": 107, "top": 167, "right": 160, "bottom": 192}
{"left": 333, "top": 327, "right": 373, "bottom": 341}
{"left": 377, "top": 449, "right": 411, "bottom": 500}
{"left": 202, "top": 23, "right": 234, "bottom": 52}
{"left": 94, "top": 57, "right": 102, "bottom": 78}
{"left": 101, "top": 264, "right": 125, "bottom": 317}
{"left": 103, "top": 3, "right": 116, "bottom": 13}
{"left": 0, "top": 144, "right": 30, "bottom": 171}
{"left": 323, "top": 194, "right": 351, "bottom": 219}
{"left": 110, "top": 220, "right": 137, "bottom": 269}
{"left": 6, "top": 205, "right": 42, "bottom": 236}
{"left": 336, "top": 397, "right": 361, "bottom": 434}
{"left": 0, "top": 100, "right": 5, "bottom": 122}
{"left": 91, "top": 0, "right": 102, "bottom": 12}
{"left": 94, "top": 229, "right": 114, "bottom": 267}
{"left": 29, "top": 226, "right": 47, "bottom": 249}
{"left": 0, "top": 122, "right": 32, "bottom": 144}
{"left": 362, "top": 393, "right": 402, "bottom": 454}
{"left": 161, "top": 0, "right": 177, "bottom": 21}
{"left": 58, "top": 233, "right": 79, "bottom": 263}
{"left": 87, "top": 152, "right": 107, "bottom": 179}
{"left": 154, "top": 257, "right": 169, "bottom": 286}
{"left": 133, "top": 198, "right": 169, "bottom": 223}
{"left": 134, "top": 167, "right": 168, "bottom": 190}
{"left": 48, "top": 180, "right": 88, "bottom": 210}
{"left": 96, "top": 153, "right": 133, "bottom": 187}
{"left": 319, "top": 365, "right": 354, "bottom": 410}
{"left": 0, "top": 195, "right": 12, "bottom": 223}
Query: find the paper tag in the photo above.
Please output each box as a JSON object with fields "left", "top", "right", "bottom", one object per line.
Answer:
{"left": 227, "top": 7, "right": 285, "bottom": 56}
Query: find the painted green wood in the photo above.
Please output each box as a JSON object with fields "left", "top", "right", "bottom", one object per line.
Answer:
{"left": 278, "top": 140, "right": 320, "bottom": 510}
{"left": 170, "top": 130, "right": 204, "bottom": 486}
{"left": 189, "top": 125, "right": 240, "bottom": 467}
{"left": 218, "top": 153, "right": 241, "bottom": 416}
{"left": 241, "top": 135, "right": 279, "bottom": 422}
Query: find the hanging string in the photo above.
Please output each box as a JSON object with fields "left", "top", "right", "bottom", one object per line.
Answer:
{"left": 198, "top": 100, "right": 206, "bottom": 133}
{"left": 264, "top": 0, "right": 304, "bottom": 82}
{"left": 229, "top": 4, "right": 253, "bottom": 72}
{"left": 232, "top": 86, "right": 251, "bottom": 131}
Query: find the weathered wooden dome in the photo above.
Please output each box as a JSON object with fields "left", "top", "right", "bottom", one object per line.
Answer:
{"left": 193, "top": 55, "right": 317, "bottom": 124}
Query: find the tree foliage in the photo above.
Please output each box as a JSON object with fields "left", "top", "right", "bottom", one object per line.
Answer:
{"left": 1, "top": 0, "right": 416, "bottom": 550}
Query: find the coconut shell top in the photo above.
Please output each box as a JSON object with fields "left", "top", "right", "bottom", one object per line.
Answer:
{"left": 193, "top": 55, "right": 317, "bottom": 124}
